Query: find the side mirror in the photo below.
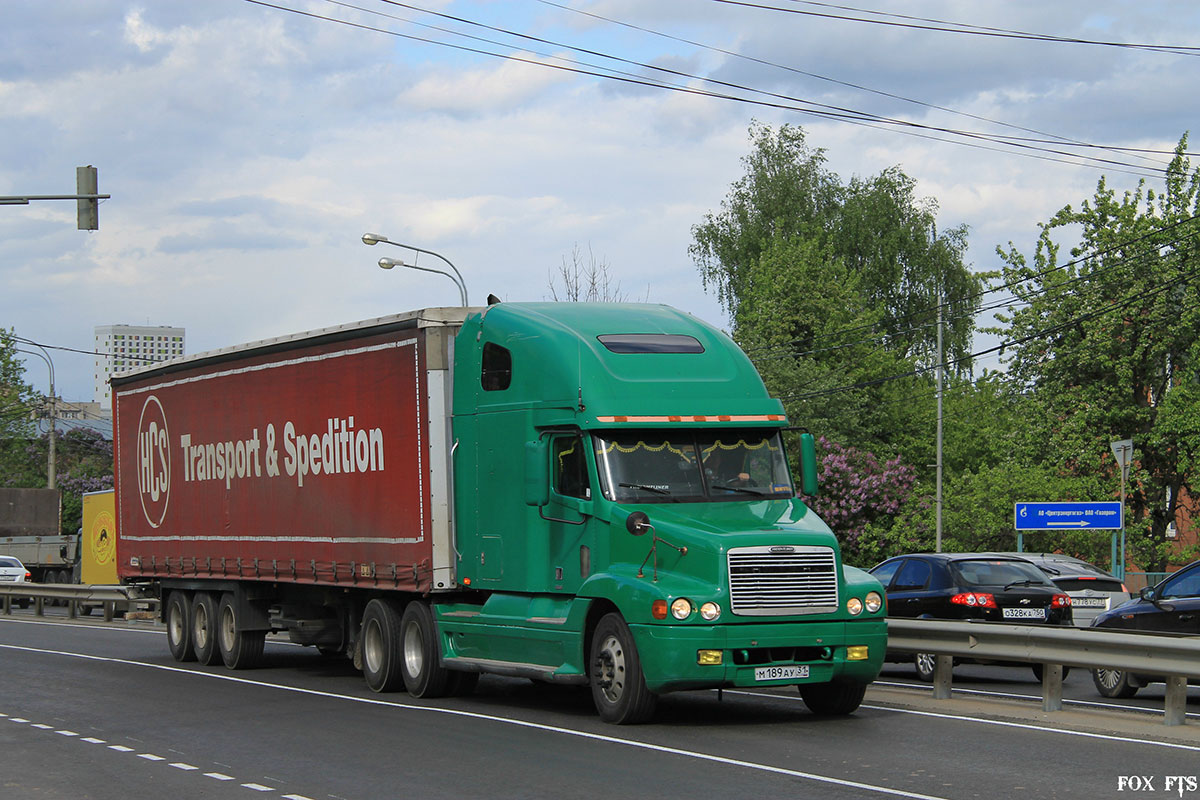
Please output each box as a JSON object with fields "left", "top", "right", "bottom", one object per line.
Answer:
{"left": 626, "top": 511, "right": 652, "bottom": 537}
{"left": 798, "top": 432, "right": 818, "bottom": 497}
{"left": 1139, "top": 586, "right": 1155, "bottom": 601}
{"left": 523, "top": 440, "right": 549, "bottom": 507}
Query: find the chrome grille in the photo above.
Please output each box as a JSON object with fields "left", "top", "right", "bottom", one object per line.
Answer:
{"left": 727, "top": 545, "right": 839, "bottom": 616}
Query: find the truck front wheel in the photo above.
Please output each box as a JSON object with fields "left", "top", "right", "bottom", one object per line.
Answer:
{"left": 399, "top": 601, "right": 450, "bottom": 698}
{"left": 166, "top": 592, "right": 196, "bottom": 662}
{"left": 799, "top": 681, "right": 867, "bottom": 715}
{"left": 218, "top": 593, "right": 265, "bottom": 670}
{"left": 361, "top": 599, "right": 405, "bottom": 692}
{"left": 589, "top": 613, "right": 657, "bottom": 724}
{"left": 191, "top": 592, "right": 221, "bottom": 665}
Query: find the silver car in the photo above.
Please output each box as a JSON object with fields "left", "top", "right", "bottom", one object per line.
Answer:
{"left": 996, "top": 553, "right": 1130, "bottom": 626}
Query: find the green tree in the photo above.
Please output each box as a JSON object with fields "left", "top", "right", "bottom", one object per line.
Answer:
{"left": 690, "top": 121, "right": 982, "bottom": 464}
{"left": 0, "top": 329, "right": 37, "bottom": 439}
{"left": 991, "top": 135, "right": 1200, "bottom": 571}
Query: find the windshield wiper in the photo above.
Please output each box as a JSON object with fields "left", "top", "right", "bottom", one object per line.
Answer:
{"left": 1003, "top": 579, "right": 1040, "bottom": 590}
{"left": 710, "top": 484, "right": 771, "bottom": 497}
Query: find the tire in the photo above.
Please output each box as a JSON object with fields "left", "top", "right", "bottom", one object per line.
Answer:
{"left": 1093, "top": 668, "right": 1139, "bottom": 699}
{"left": 589, "top": 613, "right": 657, "bottom": 724}
{"left": 190, "top": 592, "right": 221, "bottom": 665}
{"left": 399, "top": 601, "right": 451, "bottom": 698}
{"left": 166, "top": 592, "right": 196, "bottom": 662}
{"left": 914, "top": 652, "right": 938, "bottom": 682}
{"left": 1031, "top": 664, "right": 1071, "bottom": 681}
{"left": 361, "top": 598, "right": 405, "bottom": 693}
{"left": 800, "top": 681, "right": 867, "bottom": 715}
{"left": 43, "top": 570, "right": 60, "bottom": 606}
{"left": 217, "top": 592, "right": 265, "bottom": 670}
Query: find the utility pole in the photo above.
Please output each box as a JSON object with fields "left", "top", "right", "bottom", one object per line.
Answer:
{"left": 936, "top": 290, "right": 944, "bottom": 553}
{"left": 0, "top": 166, "right": 110, "bottom": 230}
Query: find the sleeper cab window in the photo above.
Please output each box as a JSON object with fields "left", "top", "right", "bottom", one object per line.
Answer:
{"left": 481, "top": 342, "right": 512, "bottom": 391}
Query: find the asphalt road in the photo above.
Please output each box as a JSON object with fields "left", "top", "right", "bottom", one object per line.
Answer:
{"left": 2, "top": 613, "right": 1198, "bottom": 800}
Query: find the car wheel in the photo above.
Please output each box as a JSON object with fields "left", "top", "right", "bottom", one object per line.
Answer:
{"left": 1092, "top": 668, "right": 1139, "bottom": 698}
{"left": 914, "top": 652, "right": 939, "bottom": 682}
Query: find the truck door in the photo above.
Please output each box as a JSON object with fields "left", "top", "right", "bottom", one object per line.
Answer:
{"left": 546, "top": 433, "right": 594, "bottom": 593}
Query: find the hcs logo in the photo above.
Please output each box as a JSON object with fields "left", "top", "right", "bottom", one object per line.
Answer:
{"left": 137, "top": 395, "right": 171, "bottom": 528}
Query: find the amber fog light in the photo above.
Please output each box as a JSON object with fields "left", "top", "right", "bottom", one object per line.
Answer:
{"left": 697, "top": 649, "right": 723, "bottom": 665}
{"left": 847, "top": 646, "right": 870, "bottom": 661}
{"left": 671, "top": 598, "right": 693, "bottom": 620}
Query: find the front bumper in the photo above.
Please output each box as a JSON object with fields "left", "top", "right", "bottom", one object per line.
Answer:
{"left": 629, "top": 618, "right": 886, "bottom": 694}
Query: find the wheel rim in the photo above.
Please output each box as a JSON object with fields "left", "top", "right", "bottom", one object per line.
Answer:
{"left": 594, "top": 634, "right": 626, "bottom": 704}
{"left": 1096, "top": 668, "right": 1123, "bottom": 689}
{"left": 168, "top": 601, "right": 184, "bottom": 645}
{"left": 220, "top": 606, "right": 236, "bottom": 652}
{"left": 363, "top": 619, "right": 384, "bottom": 674}
{"left": 915, "top": 653, "right": 935, "bottom": 676}
{"left": 403, "top": 620, "right": 424, "bottom": 678}
{"left": 194, "top": 605, "right": 209, "bottom": 648}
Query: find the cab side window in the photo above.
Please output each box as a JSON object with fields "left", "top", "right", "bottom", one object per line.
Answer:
{"left": 481, "top": 342, "right": 512, "bottom": 391}
{"left": 552, "top": 436, "right": 589, "bottom": 500}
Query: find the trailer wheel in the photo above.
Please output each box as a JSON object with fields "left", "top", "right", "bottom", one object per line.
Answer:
{"left": 217, "top": 593, "right": 265, "bottom": 670}
{"left": 191, "top": 592, "right": 221, "bottom": 665}
{"left": 361, "top": 599, "right": 405, "bottom": 692}
{"left": 399, "top": 601, "right": 451, "bottom": 698}
{"left": 589, "top": 613, "right": 657, "bottom": 724}
{"left": 799, "top": 681, "right": 867, "bottom": 715}
{"left": 166, "top": 592, "right": 196, "bottom": 662}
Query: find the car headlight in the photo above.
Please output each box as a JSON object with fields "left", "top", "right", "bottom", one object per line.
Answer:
{"left": 865, "top": 591, "right": 883, "bottom": 613}
{"left": 847, "top": 597, "right": 863, "bottom": 616}
{"left": 699, "top": 602, "right": 721, "bottom": 621}
{"left": 670, "top": 598, "right": 693, "bottom": 620}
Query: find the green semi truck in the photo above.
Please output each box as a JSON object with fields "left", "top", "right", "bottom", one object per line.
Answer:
{"left": 113, "top": 302, "right": 886, "bottom": 724}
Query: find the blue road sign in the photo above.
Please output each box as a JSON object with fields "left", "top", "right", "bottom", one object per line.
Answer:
{"left": 1014, "top": 501, "right": 1123, "bottom": 531}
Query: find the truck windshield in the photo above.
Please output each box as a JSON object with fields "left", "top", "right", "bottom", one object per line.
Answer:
{"left": 592, "top": 429, "right": 794, "bottom": 503}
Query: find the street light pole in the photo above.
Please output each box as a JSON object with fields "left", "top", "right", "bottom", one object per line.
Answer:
{"left": 362, "top": 233, "right": 469, "bottom": 306}
{"left": 1110, "top": 438, "right": 1133, "bottom": 581}
{"left": 17, "top": 345, "right": 55, "bottom": 490}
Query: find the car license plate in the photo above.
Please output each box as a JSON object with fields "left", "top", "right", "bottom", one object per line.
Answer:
{"left": 0, "top": 576, "right": 15, "bottom": 582}
{"left": 755, "top": 665, "right": 809, "bottom": 681}
{"left": 1002, "top": 607, "right": 1046, "bottom": 619}
{"left": 1072, "top": 597, "right": 1107, "bottom": 608}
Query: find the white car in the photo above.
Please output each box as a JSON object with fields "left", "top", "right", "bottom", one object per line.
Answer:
{"left": 0, "top": 556, "right": 31, "bottom": 583}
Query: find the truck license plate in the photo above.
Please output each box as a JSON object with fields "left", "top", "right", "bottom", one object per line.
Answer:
{"left": 1002, "top": 607, "right": 1046, "bottom": 619}
{"left": 755, "top": 665, "right": 809, "bottom": 681}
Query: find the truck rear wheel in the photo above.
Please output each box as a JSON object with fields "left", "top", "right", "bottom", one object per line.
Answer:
{"left": 166, "top": 592, "right": 196, "bottom": 662}
{"left": 400, "top": 601, "right": 450, "bottom": 698}
{"left": 218, "top": 593, "right": 265, "bottom": 670}
{"left": 191, "top": 592, "right": 221, "bottom": 665}
{"left": 799, "top": 681, "right": 867, "bottom": 715}
{"left": 589, "top": 613, "right": 657, "bottom": 724}
{"left": 361, "top": 599, "right": 405, "bottom": 692}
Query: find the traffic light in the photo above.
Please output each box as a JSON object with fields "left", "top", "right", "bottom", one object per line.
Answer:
{"left": 77, "top": 165, "right": 98, "bottom": 230}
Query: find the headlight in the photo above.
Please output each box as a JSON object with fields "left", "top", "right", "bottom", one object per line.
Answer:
{"left": 847, "top": 597, "right": 863, "bottom": 616}
{"left": 670, "top": 598, "right": 693, "bottom": 620}
{"left": 699, "top": 602, "right": 721, "bottom": 621}
{"left": 865, "top": 591, "right": 883, "bottom": 613}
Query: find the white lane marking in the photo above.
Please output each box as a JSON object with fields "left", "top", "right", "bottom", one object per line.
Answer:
{"left": 205, "top": 772, "right": 235, "bottom": 781}
{"left": 82, "top": 737, "right": 105, "bottom": 744}
{"left": 723, "top": 689, "right": 1200, "bottom": 753}
{"left": 9, "top": 717, "right": 29, "bottom": 723}
{"left": 109, "top": 745, "right": 134, "bottom": 752}
{"left": 171, "top": 763, "right": 199, "bottom": 770}
{"left": 282, "top": 795, "right": 316, "bottom": 800}
{"left": 242, "top": 783, "right": 274, "bottom": 792}
{"left": 138, "top": 753, "right": 165, "bottom": 761}
{"left": 31, "top": 723, "right": 53, "bottom": 729}
{"left": 0, "top": 642, "right": 953, "bottom": 800}
{"left": 56, "top": 730, "right": 79, "bottom": 736}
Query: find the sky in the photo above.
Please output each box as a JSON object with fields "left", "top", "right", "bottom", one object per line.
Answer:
{"left": 2, "top": 0, "right": 1197, "bottom": 411}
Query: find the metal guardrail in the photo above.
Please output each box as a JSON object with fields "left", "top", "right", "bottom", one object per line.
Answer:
{"left": 888, "top": 618, "right": 1199, "bottom": 726}
{"left": 0, "top": 583, "right": 158, "bottom": 622}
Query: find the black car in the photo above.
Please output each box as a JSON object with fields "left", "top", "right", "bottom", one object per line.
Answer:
{"left": 870, "top": 553, "right": 1073, "bottom": 681}
{"left": 1090, "top": 558, "right": 1200, "bottom": 698}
